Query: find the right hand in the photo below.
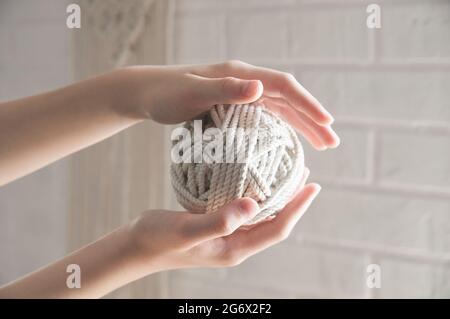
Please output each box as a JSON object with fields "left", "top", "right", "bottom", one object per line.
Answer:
{"left": 114, "top": 60, "right": 340, "bottom": 150}
{"left": 128, "top": 176, "right": 320, "bottom": 273}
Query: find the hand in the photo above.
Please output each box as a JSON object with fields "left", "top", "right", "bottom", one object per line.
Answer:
{"left": 0, "top": 61, "right": 328, "bottom": 298}
{"left": 116, "top": 60, "right": 340, "bottom": 150}
{"left": 0, "top": 60, "right": 339, "bottom": 186}
{"left": 0, "top": 169, "right": 319, "bottom": 299}
{"left": 129, "top": 172, "right": 319, "bottom": 272}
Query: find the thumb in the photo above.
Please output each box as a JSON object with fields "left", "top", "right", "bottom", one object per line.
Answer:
{"left": 194, "top": 76, "right": 263, "bottom": 105}
{"left": 182, "top": 198, "right": 260, "bottom": 245}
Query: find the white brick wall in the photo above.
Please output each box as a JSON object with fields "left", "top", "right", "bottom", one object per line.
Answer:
{"left": 228, "top": 12, "right": 288, "bottom": 60}
{"left": 298, "top": 69, "right": 450, "bottom": 123}
{"left": 380, "top": 2, "right": 450, "bottom": 61}
{"left": 288, "top": 6, "right": 370, "bottom": 62}
{"left": 168, "top": 0, "right": 450, "bottom": 298}
{"left": 174, "top": 14, "right": 226, "bottom": 63}
{"left": 379, "top": 131, "right": 450, "bottom": 189}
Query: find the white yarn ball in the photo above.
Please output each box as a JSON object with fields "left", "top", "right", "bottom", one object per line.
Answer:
{"left": 171, "top": 103, "right": 305, "bottom": 224}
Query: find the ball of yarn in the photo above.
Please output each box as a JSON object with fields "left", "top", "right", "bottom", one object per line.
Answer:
{"left": 170, "top": 103, "right": 305, "bottom": 224}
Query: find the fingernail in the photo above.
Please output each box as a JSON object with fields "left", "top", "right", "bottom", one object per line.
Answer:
{"left": 328, "top": 116, "right": 335, "bottom": 125}
{"left": 241, "top": 80, "right": 261, "bottom": 98}
{"left": 313, "top": 184, "right": 322, "bottom": 195}
{"left": 324, "top": 111, "right": 335, "bottom": 125}
{"left": 328, "top": 130, "right": 341, "bottom": 149}
{"left": 329, "top": 138, "right": 341, "bottom": 149}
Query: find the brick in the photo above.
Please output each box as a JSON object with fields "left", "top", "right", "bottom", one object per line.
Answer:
{"left": 295, "top": 189, "right": 449, "bottom": 252}
{"left": 227, "top": 13, "right": 287, "bottom": 60}
{"left": 174, "top": 14, "right": 225, "bottom": 63}
{"left": 380, "top": 3, "right": 450, "bottom": 61}
{"left": 288, "top": 7, "right": 370, "bottom": 62}
{"left": 225, "top": 242, "right": 367, "bottom": 297}
{"left": 379, "top": 131, "right": 450, "bottom": 189}
{"left": 297, "top": 69, "right": 450, "bottom": 123}
{"left": 302, "top": 126, "right": 369, "bottom": 182}
{"left": 430, "top": 209, "right": 450, "bottom": 253}
{"left": 374, "top": 257, "right": 436, "bottom": 298}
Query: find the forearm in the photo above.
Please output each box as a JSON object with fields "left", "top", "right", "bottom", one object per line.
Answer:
{"left": 0, "top": 69, "right": 141, "bottom": 186}
{"left": 0, "top": 224, "right": 151, "bottom": 299}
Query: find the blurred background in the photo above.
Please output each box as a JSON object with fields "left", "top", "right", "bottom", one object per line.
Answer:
{"left": 1, "top": 0, "right": 450, "bottom": 298}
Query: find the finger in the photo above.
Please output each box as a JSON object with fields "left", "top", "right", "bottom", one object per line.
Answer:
{"left": 262, "top": 97, "right": 340, "bottom": 149}
{"left": 194, "top": 61, "right": 333, "bottom": 125}
{"left": 224, "top": 183, "right": 321, "bottom": 256}
{"left": 180, "top": 197, "right": 260, "bottom": 246}
{"left": 291, "top": 167, "right": 310, "bottom": 199}
{"left": 188, "top": 74, "right": 263, "bottom": 107}
{"left": 274, "top": 183, "right": 321, "bottom": 230}
{"left": 240, "top": 167, "right": 309, "bottom": 232}
{"left": 262, "top": 99, "right": 326, "bottom": 150}
{"left": 294, "top": 108, "right": 340, "bottom": 148}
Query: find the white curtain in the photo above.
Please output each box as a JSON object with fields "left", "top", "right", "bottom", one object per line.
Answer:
{"left": 69, "top": 0, "right": 176, "bottom": 298}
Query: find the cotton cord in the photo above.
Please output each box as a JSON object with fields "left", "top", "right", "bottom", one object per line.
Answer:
{"left": 170, "top": 103, "right": 305, "bottom": 224}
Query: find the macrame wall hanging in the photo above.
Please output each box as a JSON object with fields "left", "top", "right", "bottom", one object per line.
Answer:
{"left": 171, "top": 103, "right": 305, "bottom": 224}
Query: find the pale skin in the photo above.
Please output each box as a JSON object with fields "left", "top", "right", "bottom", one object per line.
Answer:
{"left": 0, "top": 60, "right": 339, "bottom": 298}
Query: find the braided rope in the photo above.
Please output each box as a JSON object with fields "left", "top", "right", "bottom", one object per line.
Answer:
{"left": 171, "top": 103, "right": 305, "bottom": 224}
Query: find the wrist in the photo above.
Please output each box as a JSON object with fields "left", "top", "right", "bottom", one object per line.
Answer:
{"left": 98, "top": 67, "right": 148, "bottom": 122}
{"left": 110, "top": 67, "right": 155, "bottom": 121}
{"left": 95, "top": 222, "right": 161, "bottom": 292}
{"left": 125, "top": 216, "right": 167, "bottom": 274}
